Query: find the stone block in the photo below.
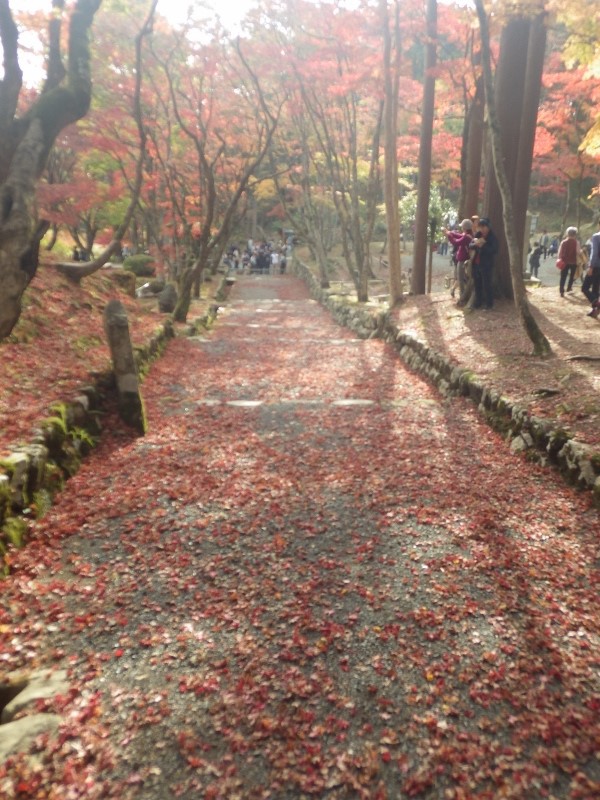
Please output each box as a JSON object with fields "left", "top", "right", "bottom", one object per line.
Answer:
{"left": 0, "top": 713, "right": 61, "bottom": 761}
{"left": 1, "top": 668, "right": 69, "bottom": 723}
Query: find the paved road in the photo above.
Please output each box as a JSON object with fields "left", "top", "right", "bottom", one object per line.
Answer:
{"left": 424, "top": 249, "right": 564, "bottom": 291}
{"left": 4, "top": 275, "right": 598, "bottom": 799}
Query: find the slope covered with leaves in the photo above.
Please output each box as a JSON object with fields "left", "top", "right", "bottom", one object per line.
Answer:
{"left": 389, "top": 285, "right": 600, "bottom": 451}
{"left": 0, "top": 265, "right": 165, "bottom": 457}
{"left": 1, "top": 276, "right": 598, "bottom": 799}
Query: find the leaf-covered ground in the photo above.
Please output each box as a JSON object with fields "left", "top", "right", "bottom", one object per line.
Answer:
{"left": 387, "top": 283, "right": 600, "bottom": 451}
{"left": 1, "top": 275, "right": 598, "bottom": 799}
{"left": 0, "top": 265, "right": 166, "bottom": 458}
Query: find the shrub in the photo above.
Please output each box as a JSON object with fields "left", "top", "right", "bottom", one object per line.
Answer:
{"left": 123, "top": 254, "right": 156, "bottom": 277}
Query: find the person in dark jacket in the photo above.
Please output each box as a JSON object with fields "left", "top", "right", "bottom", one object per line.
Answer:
{"left": 529, "top": 241, "right": 543, "bottom": 278}
{"left": 583, "top": 216, "right": 600, "bottom": 318}
{"left": 471, "top": 217, "right": 499, "bottom": 310}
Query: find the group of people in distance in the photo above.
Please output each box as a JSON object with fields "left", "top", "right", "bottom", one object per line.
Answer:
{"left": 224, "top": 236, "right": 292, "bottom": 276}
{"left": 444, "top": 214, "right": 600, "bottom": 319}
{"left": 444, "top": 215, "right": 498, "bottom": 310}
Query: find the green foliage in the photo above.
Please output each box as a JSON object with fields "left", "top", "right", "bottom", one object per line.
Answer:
{"left": 44, "top": 403, "right": 97, "bottom": 450}
{"left": 44, "top": 402, "right": 70, "bottom": 437}
{"left": 123, "top": 254, "right": 156, "bottom": 277}
{"left": 398, "top": 184, "right": 457, "bottom": 238}
{"left": 377, "top": 184, "right": 457, "bottom": 240}
{"left": 73, "top": 334, "right": 103, "bottom": 354}
{"left": 2, "top": 517, "right": 27, "bottom": 549}
{"left": 31, "top": 489, "right": 52, "bottom": 519}
{"left": 42, "top": 236, "right": 74, "bottom": 260}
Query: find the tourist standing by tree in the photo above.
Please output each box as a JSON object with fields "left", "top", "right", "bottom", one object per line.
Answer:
{"left": 582, "top": 217, "right": 600, "bottom": 318}
{"left": 445, "top": 219, "right": 473, "bottom": 303}
{"left": 557, "top": 227, "right": 580, "bottom": 297}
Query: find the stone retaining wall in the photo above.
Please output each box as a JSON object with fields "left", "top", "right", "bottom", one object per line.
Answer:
{"left": 0, "top": 277, "right": 227, "bottom": 562}
{"left": 293, "top": 258, "right": 600, "bottom": 506}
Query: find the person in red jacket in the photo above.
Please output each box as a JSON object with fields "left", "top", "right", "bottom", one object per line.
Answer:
{"left": 445, "top": 218, "right": 473, "bottom": 303}
{"left": 557, "top": 227, "right": 580, "bottom": 297}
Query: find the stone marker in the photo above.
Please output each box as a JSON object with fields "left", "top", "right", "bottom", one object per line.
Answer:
{"left": 103, "top": 299, "right": 146, "bottom": 435}
{"left": 0, "top": 713, "right": 61, "bottom": 762}
{"left": 158, "top": 283, "right": 178, "bottom": 313}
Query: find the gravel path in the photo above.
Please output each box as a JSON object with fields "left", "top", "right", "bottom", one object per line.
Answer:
{"left": 2, "top": 275, "right": 598, "bottom": 799}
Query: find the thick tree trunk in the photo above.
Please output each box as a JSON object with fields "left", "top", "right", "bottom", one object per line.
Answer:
{"left": 475, "top": 0, "right": 551, "bottom": 357}
{"left": 0, "top": 0, "right": 102, "bottom": 338}
{"left": 461, "top": 77, "right": 484, "bottom": 220}
{"left": 482, "top": 16, "right": 530, "bottom": 298}
{"left": 411, "top": 0, "right": 437, "bottom": 295}
{"left": 513, "top": 14, "right": 547, "bottom": 266}
{"left": 174, "top": 267, "right": 195, "bottom": 323}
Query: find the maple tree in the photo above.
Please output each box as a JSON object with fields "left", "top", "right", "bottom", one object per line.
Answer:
{"left": 533, "top": 52, "right": 600, "bottom": 228}
{"left": 55, "top": 0, "right": 157, "bottom": 282}
{"left": 262, "top": 0, "right": 385, "bottom": 302}
{"left": 142, "top": 23, "right": 284, "bottom": 321}
{"left": 38, "top": 125, "right": 128, "bottom": 255}
{"left": 0, "top": 0, "right": 596, "bottom": 338}
{"left": 549, "top": 0, "right": 600, "bottom": 167}
{"left": 268, "top": 115, "right": 340, "bottom": 290}
{"left": 0, "top": 0, "right": 102, "bottom": 339}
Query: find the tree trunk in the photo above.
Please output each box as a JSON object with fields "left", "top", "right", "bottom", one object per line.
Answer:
{"left": 174, "top": 267, "right": 194, "bottom": 323}
{"left": 461, "top": 76, "right": 484, "bottom": 220}
{"left": 411, "top": 0, "right": 437, "bottom": 295}
{"left": 0, "top": 0, "right": 103, "bottom": 339}
{"left": 513, "top": 12, "right": 547, "bottom": 266}
{"left": 482, "top": 15, "right": 530, "bottom": 298}
{"left": 314, "top": 238, "right": 330, "bottom": 289}
{"left": 475, "top": 0, "right": 551, "bottom": 358}
{"left": 44, "top": 223, "right": 59, "bottom": 251}
{"left": 381, "top": 0, "right": 403, "bottom": 305}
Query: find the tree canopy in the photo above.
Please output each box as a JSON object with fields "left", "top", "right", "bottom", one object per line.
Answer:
{"left": 0, "top": 0, "right": 598, "bottom": 335}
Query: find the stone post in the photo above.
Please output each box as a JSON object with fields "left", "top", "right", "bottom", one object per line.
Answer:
{"left": 103, "top": 300, "right": 146, "bottom": 435}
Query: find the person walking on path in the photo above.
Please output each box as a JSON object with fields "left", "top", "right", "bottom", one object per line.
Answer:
{"left": 557, "top": 227, "right": 580, "bottom": 297}
{"left": 582, "top": 216, "right": 600, "bottom": 317}
{"left": 471, "top": 216, "right": 498, "bottom": 309}
{"left": 270, "top": 249, "right": 280, "bottom": 275}
{"left": 529, "top": 241, "right": 543, "bottom": 279}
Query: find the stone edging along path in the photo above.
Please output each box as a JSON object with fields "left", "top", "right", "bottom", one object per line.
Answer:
{"left": 0, "top": 275, "right": 229, "bottom": 758}
{"left": 292, "top": 258, "right": 600, "bottom": 508}
{"left": 0, "top": 276, "right": 229, "bottom": 563}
